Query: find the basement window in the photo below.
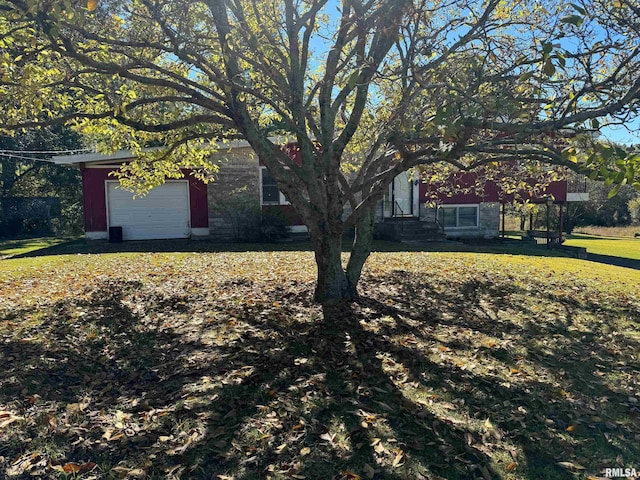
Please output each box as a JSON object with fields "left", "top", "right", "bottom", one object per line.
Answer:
{"left": 438, "top": 205, "right": 479, "bottom": 228}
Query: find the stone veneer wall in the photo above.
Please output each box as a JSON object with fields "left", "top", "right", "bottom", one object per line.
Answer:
{"left": 478, "top": 202, "right": 500, "bottom": 238}
{"left": 420, "top": 204, "right": 437, "bottom": 222}
{"left": 441, "top": 202, "right": 500, "bottom": 239}
{"left": 418, "top": 202, "right": 500, "bottom": 238}
{"left": 207, "top": 147, "right": 261, "bottom": 241}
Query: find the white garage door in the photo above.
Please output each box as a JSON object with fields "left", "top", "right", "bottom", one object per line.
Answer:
{"left": 107, "top": 181, "right": 190, "bottom": 240}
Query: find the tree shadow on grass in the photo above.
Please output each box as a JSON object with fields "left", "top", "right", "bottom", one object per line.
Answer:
{"left": 1, "top": 267, "right": 639, "bottom": 479}
{"left": 355, "top": 271, "right": 639, "bottom": 478}
{"left": 0, "top": 279, "right": 219, "bottom": 478}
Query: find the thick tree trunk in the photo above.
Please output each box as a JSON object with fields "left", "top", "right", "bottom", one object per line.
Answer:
{"left": 345, "top": 208, "right": 375, "bottom": 291}
{"left": 310, "top": 207, "right": 376, "bottom": 304}
{"left": 312, "top": 232, "right": 356, "bottom": 304}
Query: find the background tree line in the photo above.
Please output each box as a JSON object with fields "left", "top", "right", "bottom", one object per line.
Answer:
{"left": 0, "top": 125, "right": 83, "bottom": 237}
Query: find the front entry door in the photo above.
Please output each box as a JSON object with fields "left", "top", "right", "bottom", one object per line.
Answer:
{"left": 392, "top": 171, "right": 413, "bottom": 216}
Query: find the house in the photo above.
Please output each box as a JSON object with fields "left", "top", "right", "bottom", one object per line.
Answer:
{"left": 53, "top": 142, "right": 587, "bottom": 242}
{"left": 52, "top": 149, "right": 210, "bottom": 240}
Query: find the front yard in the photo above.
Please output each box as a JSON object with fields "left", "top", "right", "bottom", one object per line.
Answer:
{"left": 0, "top": 249, "right": 639, "bottom": 479}
{"left": 564, "top": 233, "right": 640, "bottom": 261}
{"left": 0, "top": 237, "right": 74, "bottom": 259}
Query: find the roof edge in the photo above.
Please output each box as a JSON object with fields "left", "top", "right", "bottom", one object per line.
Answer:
{"left": 51, "top": 139, "right": 259, "bottom": 165}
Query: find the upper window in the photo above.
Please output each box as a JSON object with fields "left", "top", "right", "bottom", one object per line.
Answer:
{"left": 260, "top": 167, "right": 288, "bottom": 205}
{"left": 438, "top": 205, "right": 478, "bottom": 228}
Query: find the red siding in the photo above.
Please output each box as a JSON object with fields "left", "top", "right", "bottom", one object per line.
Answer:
{"left": 520, "top": 181, "right": 567, "bottom": 203}
{"left": 258, "top": 142, "right": 304, "bottom": 166}
{"left": 81, "top": 166, "right": 208, "bottom": 233}
{"left": 419, "top": 172, "right": 568, "bottom": 204}
{"left": 81, "top": 166, "right": 109, "bottom": 232}
{"left": 188, "top": 177, "right": 209, "bottom": 228}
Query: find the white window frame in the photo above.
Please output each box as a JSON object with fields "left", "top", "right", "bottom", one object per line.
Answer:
{"left": 260, "top": 166, "right": 290, "bottom": 205}
{"left": 438, "top": 204, "right": 479, "bottom": 229}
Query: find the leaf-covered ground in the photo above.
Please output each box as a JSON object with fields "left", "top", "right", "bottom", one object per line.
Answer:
{"left": 0, "top": 250, "right": 639, "bottom": 479}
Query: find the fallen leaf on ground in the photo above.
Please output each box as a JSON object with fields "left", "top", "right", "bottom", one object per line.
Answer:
{"left": 392, "top": 451, "right": 405, "bottom": 467}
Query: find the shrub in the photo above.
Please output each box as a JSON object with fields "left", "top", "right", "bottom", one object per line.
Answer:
{"left": 260, "top": 208, "right": 290, "bottom": 242}
{"left": 629, "top": 197, "right": 640, "bottom": 225}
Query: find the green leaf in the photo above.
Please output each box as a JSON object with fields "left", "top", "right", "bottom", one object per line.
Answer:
{"left": 608, "top": 184, "right": 620, "bottom": 199}
{"left": 570, "top": 3, "right": 587, "bottom": 15}
{"left": 561, "top": 15, "right": 584, "bottom": 27}
{"left": 591, "top": 118, "right": 600, "bottom": 129}
{"left": 518, "top": 71, "right": 535, "bottom": 82}
{"left": 543, "top": 59, "right": 556, "bottom": 77}
{"left": 347, "top": 71, "right": 359, "bottom": 89}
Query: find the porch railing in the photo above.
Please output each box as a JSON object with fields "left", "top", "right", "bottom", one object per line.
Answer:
{"left": 526, "top": 229, "right": 563, "bottom": 245}
{"left": 394, "top": 201, "right": 404, "bottom": 235}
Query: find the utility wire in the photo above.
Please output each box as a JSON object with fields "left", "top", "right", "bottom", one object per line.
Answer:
{"left": 0, "top": 148, "right": 92, "bottom": 155}
{"left": 0, "top": 152, "right": 60, "bottom": 162}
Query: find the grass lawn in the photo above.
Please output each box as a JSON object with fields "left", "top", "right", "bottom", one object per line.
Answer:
{"left": 0, "top": 248, "right": 639, "bottom": 479}
{"left": 0, "top": 237, "right": 75, "bottom": 258}
{"left": 573, "top": 226, "right": 640, "bottom": 238}
{"left": 564, "top": 233, "right": 640, "bottom": 261}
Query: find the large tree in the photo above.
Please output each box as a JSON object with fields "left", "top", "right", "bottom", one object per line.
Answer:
{"left": 1, "top": 0, "right": 639, "bottom": 302}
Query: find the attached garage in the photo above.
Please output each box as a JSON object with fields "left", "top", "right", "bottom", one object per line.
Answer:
{"left": 106, "top": 181, "right": 191, "bottom": 241}
{"left": 51, "top": 151, "right": 210, "bottom": 240}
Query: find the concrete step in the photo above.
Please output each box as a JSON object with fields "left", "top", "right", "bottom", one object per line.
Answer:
{"left": 376, "top": 220, "right": 445, "bottom": 242}
{"left": 399, "top": 223, "right": 442, "bottom": 232}
{"left": 400, "top": 232, "right": 446, "bottom": 242}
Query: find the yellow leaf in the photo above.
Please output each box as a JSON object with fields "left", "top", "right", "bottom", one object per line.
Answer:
{"left": 506, "top": 461, "right": 517, "bottom": 472}
{"left": 566, "top": 425, "right": 575, "bottom": 432}
{"left": 338, "top": 471, "right": 360, "bottom": 480}
{"left": 87, "top": 0, "right": 98, "bottom": 11}
{"left": 61, "top": 462, "right": 97, "bottom": 474}
{"left": 300, "top": 447, "right": 311, "bottom": 456}
{"left": 392, "top": 451, "right": 405, "bottom": 467}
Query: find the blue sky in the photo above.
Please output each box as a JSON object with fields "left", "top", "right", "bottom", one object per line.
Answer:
{"left": 310, "top": 1, "right": 639, "bottom": 147}
{"left": 601, "top": 121, "right": 640, "bottom": 146}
